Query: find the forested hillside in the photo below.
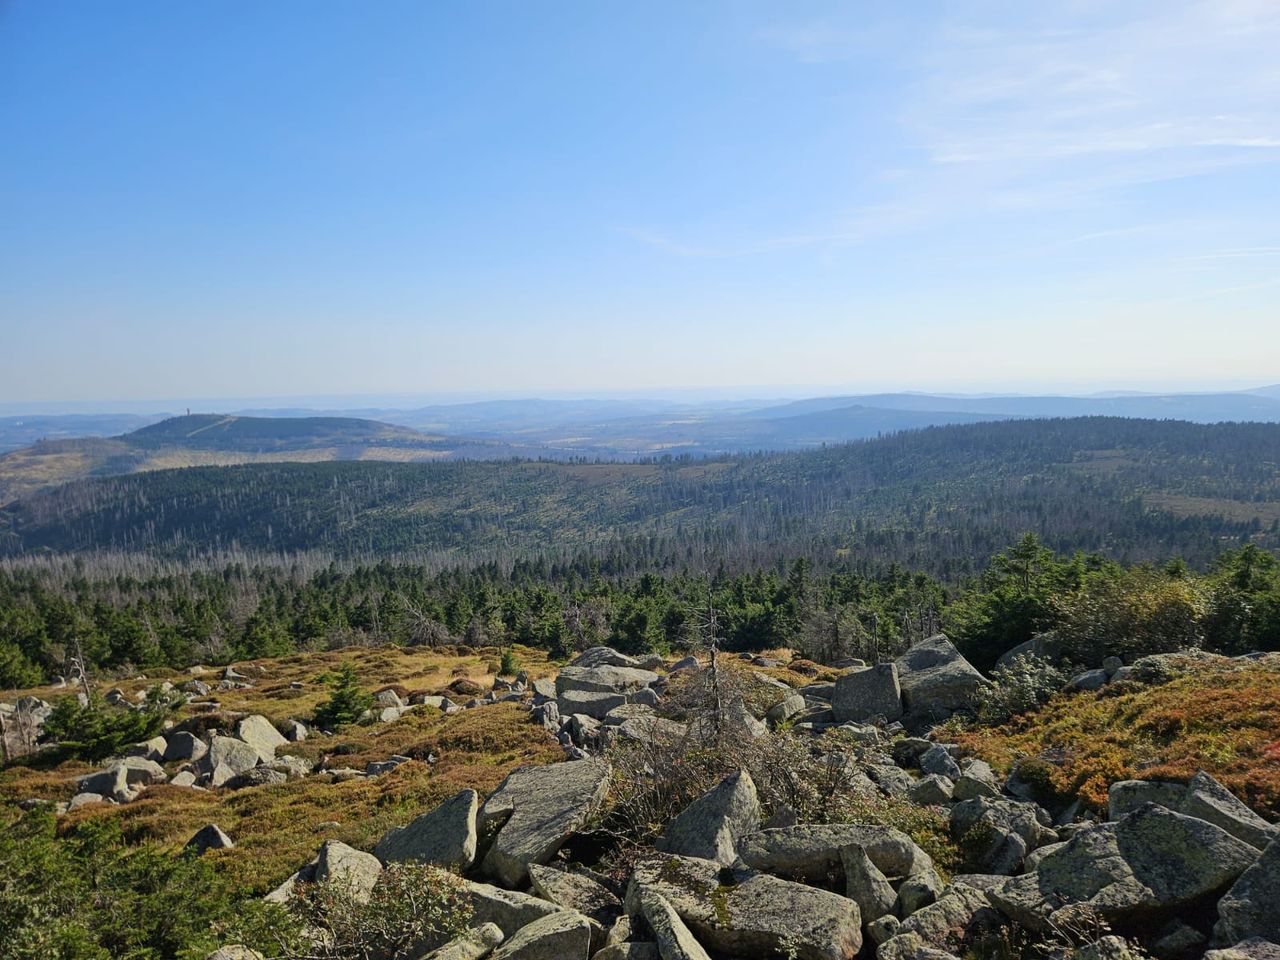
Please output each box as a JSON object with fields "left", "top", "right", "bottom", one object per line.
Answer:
{"left": 2, "top": 418, "right": 1278, "bottom": 572}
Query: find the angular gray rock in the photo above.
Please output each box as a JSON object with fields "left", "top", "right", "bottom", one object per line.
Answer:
{"left": 478, "top": 759, "right": 610, "bottom": 887}
{"left": 627, "top": 854, "right": 862, "bottom": 960}
{"left": 1109, "top": 773, "right": 1278, "bottom": 851}
{"left": 187, "top": 823, "right": 234, "bottom": 854}
{"left": 1214, "top": 837, "right": 1280, "bottom": 946}
{"left": 883, "top": 885, "right": 998, "bottom": 958}
{"left": 528, "top": 864, "right": 621, "bottom": 950}
{"left": 125, "top": 736, "right": 169, "bottom": 762}
{"left": 896, "top": 869, "right": 945, "bottom": 916}
{"left": 657, "top": 769, "right": 760, "bottom": 865}
{"left": 831, "top": 664, "right": 902, "bottom": 723}
{"left": 164, "top": 731, "right": 208, "bottom": 763}
{"left": 1181, "top": 772, "right": 1279, "bottom": 851}
{"left": 988, "top": 803, "right": 1259, "bottom": 933}
{"left": 594, "top": 945, "right": 661, "bottom": 960}
{"left": 225, "top": 767, "right": 288, "bottom": 790}
{"left": 313, "top": 840, "right": 383, "bottom": 902}
{"left": 841, "top": 844, "right": 897, "bottom": 922}
{"left": 422, "top": 923, "right": 505, "bottom": 960}
{"left": 489, "top": 909, "right": 592, "bottom": 960}
{"left": 739, "top": 824, "right": 936, "bottom": 883}
{"left": 1108, "top": 779, "right": 1191, "bottom": 820}
{"left": 637, "top": 888, "right": 712, "bottom": 960}
{"left": 557, "top": 689, "right": 632, "bottom": 720}
{"left": 571, "top": 646, "right": 640, "bottom": 669}
{"left": 374, "top": 788, "right": 479, "bottom": 869}
{"left": 205, "top": 735, "right": 261, "bottom": 779}
{"left": 236, "top": 715, "right": 287, "bottom": 762}
{"left": 1204, "top": 942, "right": 1280, "bottom": 960}
{"left": 766, "top": 693, "right": 807, "bottom": 726}
{"left": 909, "top": 775, "right": 955, "bottom": 806}
{"left": 463, "top": 880, "right": 565, "bottom": 936}
{"left": 876, "top": 931, "right": 961, "bottom": 960}
{"left": 950, "top": 796, "right": 1056, "bottom": 872}
{"left": 952, "top": 760, "right": 1000, "bottom": 801}
{"left": 556, "top": 665, "right": 658, "bottom": 695}
{"left": 919, "top": 745, "right": 962, "bottom": 780}
{"left": 76, "top": 756, "right": 167, "bottom": 802}
{"left": 894, "top": 635, "right": 989, "bottom": 725}
{"left": 1065, "top": 669, "right": 1109, "bottom": 692}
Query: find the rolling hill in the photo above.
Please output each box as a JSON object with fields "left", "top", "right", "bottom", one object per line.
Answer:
{"left": 0, "top": 414, "right": 557, "bottom": 505}
{"left": 3, "top": 417, "right": 1278, "bottom": 572}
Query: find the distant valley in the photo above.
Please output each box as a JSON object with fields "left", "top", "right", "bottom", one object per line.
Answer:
{"left": 4, "top": 386, "right": 1280, "bottom": 504}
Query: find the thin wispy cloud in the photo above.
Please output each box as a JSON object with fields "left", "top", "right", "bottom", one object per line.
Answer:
{"left": 635, "top": 2, "right": 1280, "bottom": 257}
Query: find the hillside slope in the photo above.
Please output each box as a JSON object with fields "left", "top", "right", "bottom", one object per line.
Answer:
{"left": 3, "top": 417, "right": 1278, "bottom": 570}
{"left": 0, "top": 414, "right": 559, "bottom": 504}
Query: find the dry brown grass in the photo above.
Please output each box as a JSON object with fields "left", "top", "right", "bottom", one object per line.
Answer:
{"left": 1, "top": 645, "right": 563, "bottom": 893}
{"left": 953, "top": 656, "right": 1280, "bottom": 818}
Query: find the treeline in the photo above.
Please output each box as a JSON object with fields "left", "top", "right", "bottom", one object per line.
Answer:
{"left": 2, "top": 418, "right": 1279, "bottom": 570}
{"left": 2, "top": 536, "right": 1279, "bottom": 688}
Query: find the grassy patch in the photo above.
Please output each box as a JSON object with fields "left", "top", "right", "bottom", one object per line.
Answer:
{"left": 952, "top": 655, "right": 1280, "bottom": 817}
{"left": 1, "top": 646, "right": 562, "bottom": 894}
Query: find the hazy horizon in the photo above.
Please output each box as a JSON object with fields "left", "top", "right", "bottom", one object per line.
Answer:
{"left": 4, "top": 2, "right": 1279, "bottom": 402}
{"left": 2, "top": 377, "right": 1279, "bottom": 418}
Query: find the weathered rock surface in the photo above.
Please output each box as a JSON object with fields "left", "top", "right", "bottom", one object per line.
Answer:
{"left": 422, "top": 923, "right": 504, "bottom": 960}
{"left": 313, "top": 840, "right": 382, "bottom": 902}
{"left": 205, "top": 735, "right": 261, "bottom": 779}
{"left": 528, "top": 864, "right": 621, "bottom": 949}
{"left": 1205, "top": 942, "right": 1280, "bottom": 960}
{"left": 479, "top": 759, "right": 610, "bottom": 887}
{"left": 1214, "top": 837, "right": 1280, "bottom": 946}
{"left": 880, "top": 884, "right": 997, "bottom": 959}
{"left": 739, "top": 824, "right": 935, "bottom": 882}
{"left": 656, "top": 769, "right": 760, "bottom": 865}
{"left": 489, "top": 909, "right": 592, "bottom": 960}
{"left": 463, "top": 880, "right": 565, "bottom": 936}
{"left": 571, "top": 646, "right": 640, "bottom": 669}
{"left": 988, "top": 804, "right": 1258, "bottom": 933}
{"left": 186, "top": 823, "right": 234, "bottom": 854}
{"left": 375, "top": 788, "right": 478, "bottom": 869}
{"left": 637, "top": 888, "right": 712, "bottom": 960}
{"left": 224, "top": 767, "right": 288, "bottom": 790}
{"left": 556, "top": 665, "right": 659, "bottom": 695}
{"left": 894, "top": 635, "right": 989, "bottom": 725}
{"left": 556, "top": 689, "right": 633, "bottom": 720}
{"left": 164, "top": 731, "right": 208, "bottom": 763}
{"left": 1108, "top": 772, "right": 1279, "bottom": 854}
{"left": 595, "top": 945, "right": 661, "bottom": 960}
{"left": 236, "top": 715, "right": 287, "bottom": 762}
{"left": 627, "top": 854, "right": 862, "bottom": 960}
{"left": 841, "top": 843, "right": 897, "bottom": 921}
{"left": 832, "top": 664, "right": 903, "bottom": 723}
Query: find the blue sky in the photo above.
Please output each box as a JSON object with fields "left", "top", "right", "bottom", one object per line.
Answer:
{"left": 2, "top": 0, "right": 1278, "bottom": 404}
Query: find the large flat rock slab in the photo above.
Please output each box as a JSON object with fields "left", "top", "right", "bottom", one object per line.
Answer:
{"left": 626, "top": 854, "right": 861, "bottom": 960}
{"left": 989, "top": 803, "right": 1258, "bottom": 933}
{"left": 479, "top": 759, "right": 610, "bottom": 887}
{"left": 738, "top": 824, "right": 936, "bottom": 883}
{"left": 375, "top": 788, "right": 478, "bottom": 869}
{"left": 657, "top": 769, "right": 760, "bottom": 865}
{"left": 556, "top": 665, "right": 660, "bottom": 695}
{"left": 894, "top": 635, "right": 989, "bottom": 725}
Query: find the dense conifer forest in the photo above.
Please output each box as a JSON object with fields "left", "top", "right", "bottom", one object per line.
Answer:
{"left": 2, "top": 418, "right": 1278, "bottom": 571}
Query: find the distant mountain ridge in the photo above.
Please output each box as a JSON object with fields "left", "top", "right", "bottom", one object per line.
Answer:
{"left": 4, "top": 417, "right": 1278, "bottom": 569}
{"left": 3, "top": 386, "right": 1280, "bottom": 502}
{"left": 125, "top": 413, "right": 431, "bottom": 449}
{"left": 0, "top": 413, "right": 555, "bottom": 505}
